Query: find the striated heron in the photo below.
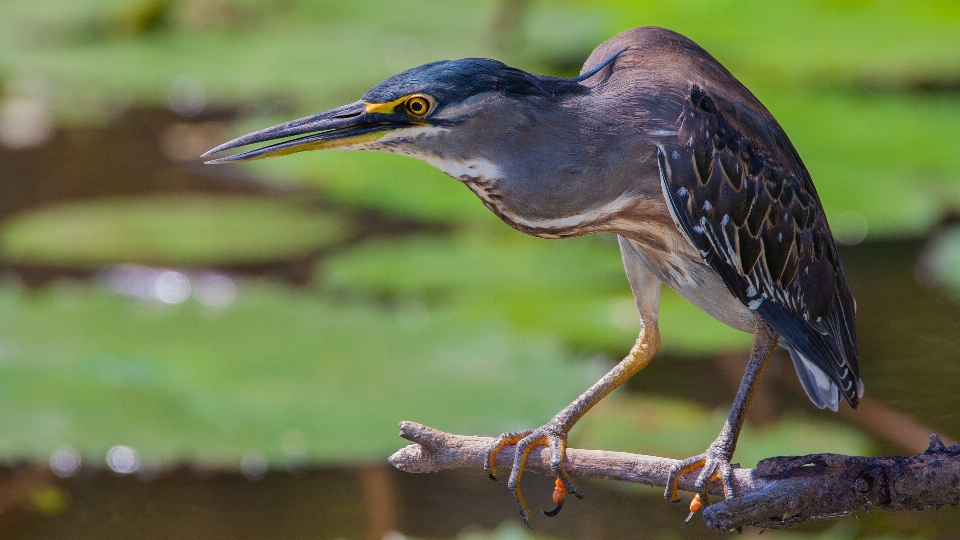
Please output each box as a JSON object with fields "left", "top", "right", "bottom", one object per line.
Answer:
{"left": 204, "top": 27, "right": 862, "bottom": 526}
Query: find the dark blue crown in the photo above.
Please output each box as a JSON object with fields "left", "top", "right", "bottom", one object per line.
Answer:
{"left": 362, "top": 59, "right": 586, "bottom": 106}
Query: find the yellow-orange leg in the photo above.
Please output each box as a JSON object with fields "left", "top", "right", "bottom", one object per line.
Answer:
{"left": 486, "top": 322, "right": 660, "bottom": 527}
{"left": 664, "top": 320, "right": 778, "bottom": 522}
{"left": 664, "top": 459, "right": 716, "bottom": 503}
{"left": 485, "top": 430, "right": 532, "bottom": 481}
{"left": 484, "top": 408, "right": 587, "bottom": 525}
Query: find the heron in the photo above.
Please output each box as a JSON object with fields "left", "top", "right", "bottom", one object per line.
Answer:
{"left": 204, "top": 26, "right": 862, "bottom": 526}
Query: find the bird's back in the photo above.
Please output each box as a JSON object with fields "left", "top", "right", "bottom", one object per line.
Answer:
{"left": 584, "top": 27, "right": 862, "bottom": 409}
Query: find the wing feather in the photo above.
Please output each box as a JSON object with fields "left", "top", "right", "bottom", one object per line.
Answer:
{"left": 658, "top": 84, "right": 862, "bottom": 408}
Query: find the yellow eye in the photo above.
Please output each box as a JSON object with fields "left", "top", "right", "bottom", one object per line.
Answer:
{"left": 406, "top": 96, "right": 431, "bottom": 116}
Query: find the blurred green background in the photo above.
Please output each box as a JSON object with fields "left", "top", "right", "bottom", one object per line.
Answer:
{"left": 1, "top": 0, "right": 959, "bottom": 539}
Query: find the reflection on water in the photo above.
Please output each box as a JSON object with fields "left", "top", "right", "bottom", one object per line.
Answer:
{"left": 103, "top": 264, "right": 236, "bottom": 306}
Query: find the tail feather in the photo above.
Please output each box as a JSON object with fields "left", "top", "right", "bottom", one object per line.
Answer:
{"left": 784, "top": 342, "right": 840, "bottom": 412}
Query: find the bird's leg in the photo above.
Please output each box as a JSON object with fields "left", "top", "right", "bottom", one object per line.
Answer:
{"left": 485, "top": 321, "right": 660, "bottom": 527}
{"left": 664, "top": 319, "right": 778, "bottom": 520}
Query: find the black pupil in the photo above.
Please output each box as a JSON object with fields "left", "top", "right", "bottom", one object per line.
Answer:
{"left": 410, "top": 100, "right": 424, "bottom": 112}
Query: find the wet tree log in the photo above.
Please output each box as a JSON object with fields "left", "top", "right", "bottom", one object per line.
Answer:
{"left": 389, "top": 421, "right": 960, "bottom": 531}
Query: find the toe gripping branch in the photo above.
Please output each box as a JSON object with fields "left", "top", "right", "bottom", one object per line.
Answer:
{"left": 482, "top": 323, "right": 660, "bottom": 527}
{"left": 484, "top": 425, "right": 584, "bottom": 527}
{"left": 665, "top": 319, "right": 778, "bottom": 526}
{"left": 666, "top": 448, "right": 736, "bottom": 527}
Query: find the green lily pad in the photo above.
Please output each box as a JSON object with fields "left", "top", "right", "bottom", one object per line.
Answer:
{"left": 0, "top": 280, "right": 597, "bottom": 465}
{"left": 0, "top": 0, "right": 510, "bottom": 122}
{"left": 767, "top": 91, "right": 960, "bottom": 239}
{"left": 0, "top": 195, "right": 348, "bottom": 267}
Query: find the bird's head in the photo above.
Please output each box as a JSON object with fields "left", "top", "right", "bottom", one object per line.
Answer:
{"left": 203, "top": 50, "right": 625, "bottom": 174}
{"left": 204, "top": 49, "right": 631, "bottom": 231}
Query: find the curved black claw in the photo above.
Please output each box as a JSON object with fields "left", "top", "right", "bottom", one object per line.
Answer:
{"left": 543, "top": 500, "right": 564, "bottom": 517}
{"left": 680, "top": 494, "right": 701, "bottom": 527}
{"left": 486, "top": 422, "right": 582, "bottom": 526}
{"left": 543, "top": 475, "right": 580, "bottom": 517}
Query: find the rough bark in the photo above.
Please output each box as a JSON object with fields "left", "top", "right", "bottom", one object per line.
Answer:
{"left": 389, "top": 421, "right": 960, "bottom": 531}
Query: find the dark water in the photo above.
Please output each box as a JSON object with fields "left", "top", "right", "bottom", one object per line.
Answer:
{"left": 3, "top": 109, "right": 960, "bottom": 538}
{"left": 846, "top": 239, "right": 960, "bottom": 435}
{"left": 0, "top": 109, "right": 264, "bottom": 219}
{"left": 4, "top": 465, "right": 960, "bottom": 540}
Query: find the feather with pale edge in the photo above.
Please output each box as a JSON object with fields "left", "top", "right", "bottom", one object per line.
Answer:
{"left": 658, "top": 84, "right": 862, "bottom": 409}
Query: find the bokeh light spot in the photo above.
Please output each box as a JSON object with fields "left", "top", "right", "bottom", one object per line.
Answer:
{"left": 106, "top": 446, "right": 141, "bottom": 474}
{"left": 833, "top": 211, "right": 869, "bottom": 246}
{"left": 168, "top": 75, "right": 206, "bottom": 117}
{"left": 50, "top": 446, "right": 82, "bottom": 478}
{"left": 241, "top": 451, "right": 268, "bottom": 480}
{"left": 154, "top": 271, "right": 191, "bottom": 304}
{"left": 196, "top": 274, "right": 237, "bottom": 307}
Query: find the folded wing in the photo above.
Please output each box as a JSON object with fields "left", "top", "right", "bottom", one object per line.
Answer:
{"left": 657, "top": 84, "right": 862, "bottom": 409}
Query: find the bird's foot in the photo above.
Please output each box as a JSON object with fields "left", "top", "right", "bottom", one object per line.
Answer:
{"left": 484, "top": 421, "right": 583, "bottom": 527}
{"left": 664, "top": 440, "right": 735, "bottom": 525}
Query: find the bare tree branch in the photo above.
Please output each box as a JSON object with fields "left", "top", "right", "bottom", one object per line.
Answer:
{"left": 389, "top": 421, "right": 960, "bottom": 531}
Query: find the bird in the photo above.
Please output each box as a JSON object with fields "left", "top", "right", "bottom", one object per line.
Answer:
{"left": 204, "top": 26, "right": 862, "bottom": 526}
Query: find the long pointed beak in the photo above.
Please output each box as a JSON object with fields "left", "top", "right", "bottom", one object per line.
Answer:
{"left": 202, "top": 101, "right": 411, "bottom": 163}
